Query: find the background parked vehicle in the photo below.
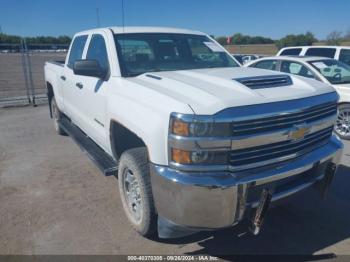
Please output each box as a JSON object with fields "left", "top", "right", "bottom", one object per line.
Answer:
{"left": 246, "top": 56, "right": 350, "bottom": 139}
{"left": 232, "top": 54, "right": 262, "bottom": 65}
{"left": 277, "top": 46, "right": 350, "bottom": 66}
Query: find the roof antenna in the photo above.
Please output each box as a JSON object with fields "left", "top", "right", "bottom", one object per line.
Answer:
{"left": 121, "top": 0, "right": 125, "bottom": 33}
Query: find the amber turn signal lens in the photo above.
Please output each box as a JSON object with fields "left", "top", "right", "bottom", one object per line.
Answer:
{"left": 171, "top": 149, "right": 191, "bottom": 164}
{"left": 172, "top": 119, "right": 189, "bottom": 136}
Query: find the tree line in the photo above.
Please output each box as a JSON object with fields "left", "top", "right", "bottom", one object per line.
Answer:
{"left": 0, "top": 33, "right": 71, "bottom": 45}
{"left": 1, "top": 29, "right": 349, "bottom": 48}
{"left": 214, "top": 32, "right": 317, "bottom": 48}
{"left": 214, "top": 29, "right": 350, "bottom": 48}
{"left": 215, "top": 33, "right": 275, "bottom": 45}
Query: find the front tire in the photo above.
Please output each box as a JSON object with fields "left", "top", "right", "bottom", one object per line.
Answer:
{"left": 335, "top": 103, "right": 350, "bottom": 140}
{"left": 118, "top": 147, "right": 157, "bottom": 237}
{"left": 51, "top": 97, "right": 67, "bottom": 136}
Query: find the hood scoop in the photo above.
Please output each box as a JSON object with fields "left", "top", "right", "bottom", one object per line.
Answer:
{"left": 234, "top": 75, "right": 293, "bottom": 89}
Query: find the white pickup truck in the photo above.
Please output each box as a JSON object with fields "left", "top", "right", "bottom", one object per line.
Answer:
{"left": 44, "top": 27, "right": 343, "bottom": 239}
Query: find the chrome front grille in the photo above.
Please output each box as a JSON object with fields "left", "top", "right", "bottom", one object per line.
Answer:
{"left": 168, "top": 92, "right": 338, "bottom": 173}
{"left": 230, "top": 126, "right": 333, "bottom": 170}
{"left": 232, "top": 102, "right": 337, "bottom": 136}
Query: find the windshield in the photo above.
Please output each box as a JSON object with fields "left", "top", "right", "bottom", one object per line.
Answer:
{"left": 114, "top": 33, "right": 239, "bottom": 77}
{"left": 308, "top": 59, "right": 350, "bottom": 85}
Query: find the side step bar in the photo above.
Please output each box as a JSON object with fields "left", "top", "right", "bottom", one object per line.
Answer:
{"left": 58, "top": 116, "right": 118, "bottom": 176}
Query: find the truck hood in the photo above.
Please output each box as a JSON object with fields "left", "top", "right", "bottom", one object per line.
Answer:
{"left": 127, "top": 67, "right": 335, "bottom": 115}
{"left": 334, "top": 83, "right": 350, "bottom": 89}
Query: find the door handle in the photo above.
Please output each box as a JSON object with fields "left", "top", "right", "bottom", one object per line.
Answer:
{"left": 60, "top": 75, "right": 66, "bottom": 81}
{"left": 76, "top": 82, "right": 83, "bottom": 89}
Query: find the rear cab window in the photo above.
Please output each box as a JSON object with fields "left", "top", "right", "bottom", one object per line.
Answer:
{"left": 280, "top": 48, "right": 302, "bottom": 56}
{"left": 339, "top": 49, "right": 350, "bottom": 66}
{"left": 67, "top": 35, "right": 88, "bottom": 69}
{"left": 305, "top": 48, "right": 336, "bottom": 58}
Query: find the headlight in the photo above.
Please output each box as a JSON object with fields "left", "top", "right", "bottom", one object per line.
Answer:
{"left": 171, "top": 148, "right": 227, "bottom": 165}
{"left": 170, "top": 114, "right": 231, "bottom": 137}
{"left": 169, "top": 113, "right": 231, "bottom": 167}
{"left": 189, "top": 121, "right": 213, "bottom": 136}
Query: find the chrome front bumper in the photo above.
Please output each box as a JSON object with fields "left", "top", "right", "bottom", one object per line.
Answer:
{"left": 150, "top": 135, "right": 343, "bottom": 232}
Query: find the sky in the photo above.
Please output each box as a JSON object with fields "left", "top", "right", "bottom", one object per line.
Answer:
{"left": 0, "top": 0, "right": 349, "bottom": 40}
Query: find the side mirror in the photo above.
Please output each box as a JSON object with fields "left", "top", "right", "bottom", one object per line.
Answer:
{"left": 73, "top": 59, "right": 107, "bottom": 79}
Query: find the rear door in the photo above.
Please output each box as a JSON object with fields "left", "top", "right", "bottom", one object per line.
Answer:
{"left": 62, "top": 34, "right": 89, "bottom": 124}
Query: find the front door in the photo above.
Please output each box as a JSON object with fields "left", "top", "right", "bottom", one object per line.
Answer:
{"left": 73, "top": 33, "right": 111, "bottom": 150}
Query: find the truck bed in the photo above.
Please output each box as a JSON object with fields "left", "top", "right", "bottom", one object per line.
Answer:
{"left": 46, "top": 60, "right": 65, "bottom": 67}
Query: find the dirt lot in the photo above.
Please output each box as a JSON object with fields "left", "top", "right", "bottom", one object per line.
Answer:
{"left": 0, "top": 105, "right": 350, "bottom": 256}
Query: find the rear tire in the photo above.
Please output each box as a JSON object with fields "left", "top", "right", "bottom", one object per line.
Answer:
{"left": 51, "top": 97, "right": 67, "bottom": 136}
{"left": 118, "top": 147, "right": 157, "bottom": 237}
{"left": 335, "top": 103, "right": 350, "bottom": 140}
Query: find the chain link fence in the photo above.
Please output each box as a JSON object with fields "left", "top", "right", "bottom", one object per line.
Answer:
{"left": 0, "top": 41, "right": 68, "bottom": 107}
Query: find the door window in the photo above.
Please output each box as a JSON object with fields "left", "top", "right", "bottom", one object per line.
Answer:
{"left": 309, "top": 59, "right": 350, "bottom": 85}
{"left": 281, "top": 61, "right": 315, "bottom": 79}
{"left": 339, "top": 49, "right": 350, "bottom": 66}
{"left": 305, "top": 48, "right": 336, "bottom": 58}
{"left": 67, "top": 35, "right": 88, "bottom": 68}
{"left": 86, "top": 34, "right": 109, "bottom": 72}
{"left": 252, "top": 60, "right": 278, "bottom": 71}
{"left": 280, "top": 48, "right": 302, "bottom": 56}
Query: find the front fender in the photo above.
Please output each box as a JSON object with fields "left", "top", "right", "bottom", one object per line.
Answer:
{"left": 105, "top": 78, "right": 193, "bottom": 165}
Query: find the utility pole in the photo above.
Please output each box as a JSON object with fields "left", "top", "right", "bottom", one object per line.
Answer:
{"left": 96, "top": 8, "right": 100, "bottom": 27}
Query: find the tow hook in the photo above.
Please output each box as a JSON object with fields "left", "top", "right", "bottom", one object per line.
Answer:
{"left": 319, "top": 162, "right": 337, "bottom": 199}
{"left": 249, "top": 189, "right": 272, "bottom": 235}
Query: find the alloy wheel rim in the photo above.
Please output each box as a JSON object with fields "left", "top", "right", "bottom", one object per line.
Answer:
{"left": 122, "top": 168, "right": 142, "bottom": 222}
{"left": 336, "top": 108, "right": 350, "bottom": 137}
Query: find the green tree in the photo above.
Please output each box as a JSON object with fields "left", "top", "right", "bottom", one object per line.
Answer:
{"left": 0, "top": 33, "right": 21, "bottom": 44}
{"left": 215, "top": 36, "right": 228, "bottom": 45}
{"left": 326, "top": 31, "right": 342, "bottom": 45}
{"left": 276, "top": 32, "right": 317, "bottom": 49}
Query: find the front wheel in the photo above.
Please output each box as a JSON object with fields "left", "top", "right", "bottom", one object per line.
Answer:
{"left": 118, "top": 147, "right": 157, "bottom": 237}
{"left": 335, "top": 103, "right": 350, "bottom": 140}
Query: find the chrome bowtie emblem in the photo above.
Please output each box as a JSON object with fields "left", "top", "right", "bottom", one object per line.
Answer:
{"left": 289, "top": 124, "right": 310, "bottom": 141}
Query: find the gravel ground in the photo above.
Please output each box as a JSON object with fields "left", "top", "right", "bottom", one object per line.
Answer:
{"left": 0, "top": 105, "right": 350, "bottom": 257}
